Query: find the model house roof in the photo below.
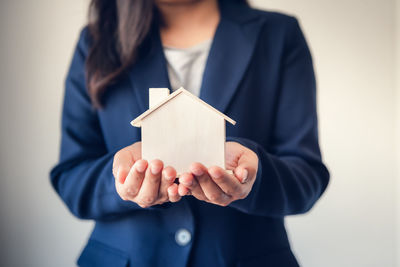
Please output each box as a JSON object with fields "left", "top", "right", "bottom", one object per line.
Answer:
{"left": 131, "top": 87, "right": 236, "bottom": 127}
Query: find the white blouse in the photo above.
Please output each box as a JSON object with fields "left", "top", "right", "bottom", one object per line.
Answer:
{"left": 163, "top": 39, "right": 212, "bottom": 97}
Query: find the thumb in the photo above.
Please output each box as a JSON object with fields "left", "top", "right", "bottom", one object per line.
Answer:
{"left": 234, "top": 150, "right": 258, "bottom": 184}
{"left": 234, "top": 166, "right": 249, "bottom": 183}
{"left": 116, "top": 166, "right": 131, "bottom": 184}
{"left": 113, "top": 149, "right": 134, "bottom": 184}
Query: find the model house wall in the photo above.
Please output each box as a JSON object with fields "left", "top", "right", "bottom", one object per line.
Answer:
{"left": 141, "top": 91, "right": 226, "bottom": 175}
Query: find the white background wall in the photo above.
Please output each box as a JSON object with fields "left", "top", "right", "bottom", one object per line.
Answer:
{"left": 0, "top": 1, "right": 92, "bottom": 266}
{"left": 396, "top": 0, "right": 400, "bottom": 264}
{"left": 0, "top": 0, "right": 398, "bottom": 266}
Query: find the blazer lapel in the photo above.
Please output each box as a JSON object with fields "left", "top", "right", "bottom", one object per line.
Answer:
{"left": 128, "top": 27, "right": 171, "bottom": 113}
{"left": 200, "top": 2, "right": 263, "bottom": 114}
{"left": 128, "top": 1, "right": 263, "bottom": 115}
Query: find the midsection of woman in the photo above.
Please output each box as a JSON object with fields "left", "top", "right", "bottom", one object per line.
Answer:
{"left": 50, "top": 0, "right": 329, "bottom": 266}
{"left": 90, "top": 203, "right": 291, "bottom": 266}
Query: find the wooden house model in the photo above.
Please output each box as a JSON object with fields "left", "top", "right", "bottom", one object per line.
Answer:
{"left": 131, "top": 87, "right": 236, "bottom": 175}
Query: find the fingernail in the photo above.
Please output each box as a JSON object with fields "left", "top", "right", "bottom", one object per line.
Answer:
{"left": 182, "top": 178, "right": 192, "bottom": 186}
{"left": 150, "top": 164, "right": 161, "bottom": 175}
{"left": 192, "top": 168, "right": 203, "bottom": 176}
{"left": 241, "top": 169, "right": 248, "bottom": 183}
{"left": 163, "top": 171, "right": 175, "bottom": 181}
{"left": 210, "top": 169, "right": 222, "bottom": 179}
{"left": 167, "top": 187, "right": 175, "bottom": 196}
{"left": 135, "top": 161, "right": 146, "bottom": 173}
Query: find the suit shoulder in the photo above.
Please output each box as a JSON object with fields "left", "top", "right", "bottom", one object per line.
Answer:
{"left": 222, "top": 2, "right": 298, "bottom": 29}
{"left": 76, "top": 25, "right": 92, "bottom": 53}
{"left": 245, "top": 8, "right": 305, "bottom": 43}
{"left": 248, "top": 7, "right": 299, "bottom": 28}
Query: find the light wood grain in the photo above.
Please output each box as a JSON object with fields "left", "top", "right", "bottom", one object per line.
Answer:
{"left": 141, "top": 92, "right": 225, "bottom": 175}
{"left": 149, "top": 88, "right": 170, "bottom": 109}
{"left": 131, "top": 87, "right": 235, "bottom": 127}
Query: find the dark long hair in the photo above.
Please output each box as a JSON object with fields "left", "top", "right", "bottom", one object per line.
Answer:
{"left": 86, "top": 0, "right": 248, "bottom": 108}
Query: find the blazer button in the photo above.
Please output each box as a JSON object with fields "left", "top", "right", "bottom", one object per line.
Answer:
{"left": 175, "top": 228, "right": 192, "bottom": 246}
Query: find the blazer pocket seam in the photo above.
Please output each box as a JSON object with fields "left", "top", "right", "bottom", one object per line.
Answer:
{"left": 78, "top": 239, "right": 129, "bottom": 267}
{"left": 88, "top": 239, "right": 129, "bottom": 258}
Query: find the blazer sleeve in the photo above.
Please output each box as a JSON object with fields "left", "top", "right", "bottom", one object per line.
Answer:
{"left": 50, "top": 28, "right": 144, "bottom": 220}
{"left": 228, "top": 17, "right": 330, "bottom": 218}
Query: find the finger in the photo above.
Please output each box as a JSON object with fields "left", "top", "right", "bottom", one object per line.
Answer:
{"left": 182, "top": 166, "right": 208, "bottom": 201}
{"left": 136, "top": 159, "right": 163, "bottom": 207}
{"left": 123, "top": 159, "right": 147, "bottom": 198}
{"left": 178, "top": 184, "right": 190, "bottom": 197}
{"left": 190, "top": 163, "right": 230, "bottom": 205}
{"left": 113, "top": 149, "right": 134, "bottom": 184}
{"left": 234, "top": 166, "right": 249, "bottom": 184}
{"left": 178, "top": 182, "right": 208, "bottom": 201}
{"left": 208, "top": 166, "right": 245, "bottom": 199}
{"left": 178, "top": 172, "right": 193, "bottom": 196}
{"left": 159, "top": 166, "right": 177, "bottom": 200}
{"left": 235, "top": 150, "right": 258, "bottom": 183}
{"left": 177, "top": 173, "right": 193, "bottom": 196}
{"left": 167, "top": 184, "right": 181, "bottom": 202}
{"left": 128, "top": 142, "right": 142, "bottom": 160}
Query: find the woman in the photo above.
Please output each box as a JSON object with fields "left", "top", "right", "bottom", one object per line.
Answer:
{"left": 50, "top": 0, "right": 330, "bottom": 266}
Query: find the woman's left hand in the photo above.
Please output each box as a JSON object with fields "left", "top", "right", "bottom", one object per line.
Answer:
{"left": 178, "top": 141, "right": 259, "bottom": 206}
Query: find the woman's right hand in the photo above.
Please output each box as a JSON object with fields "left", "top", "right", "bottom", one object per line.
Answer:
{"left": 112, "top": 142, "right": 181, "bottom": 208}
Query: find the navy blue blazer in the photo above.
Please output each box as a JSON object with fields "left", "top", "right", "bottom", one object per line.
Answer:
{"left": 50, "top": 1, "right": 329, "bottom": 266}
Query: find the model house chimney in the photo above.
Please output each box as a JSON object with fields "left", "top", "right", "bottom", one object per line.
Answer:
{"left": 149, "top": 88, "right": 170, "bottom": 109}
